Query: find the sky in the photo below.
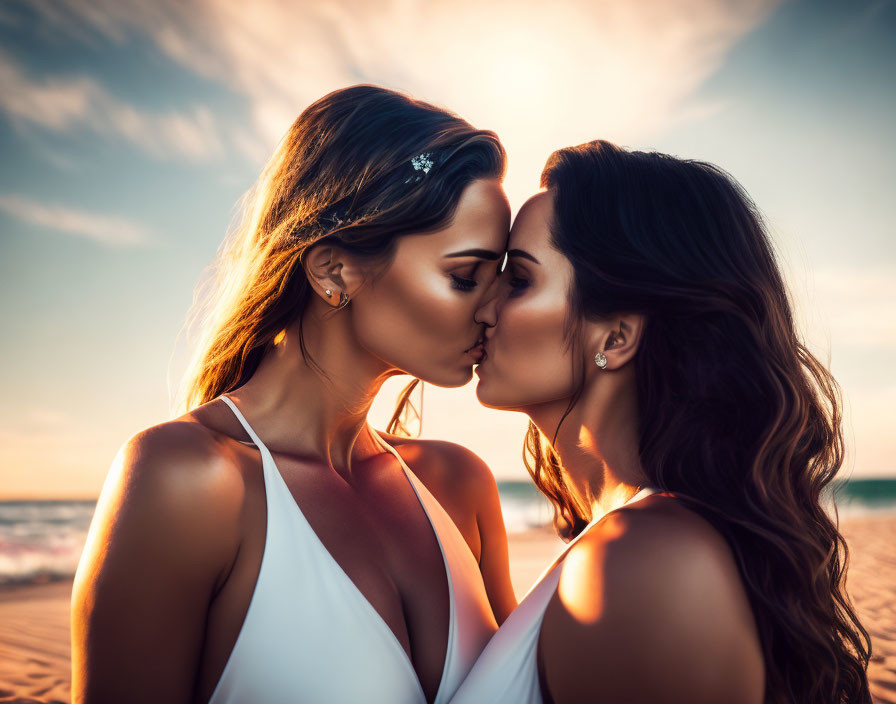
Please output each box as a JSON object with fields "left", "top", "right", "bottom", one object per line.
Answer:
{"left": 0, "top": 0, "right": 894, "bottom": 499}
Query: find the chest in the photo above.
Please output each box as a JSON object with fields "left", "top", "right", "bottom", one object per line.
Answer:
{"left": 194, "top": 447, "right": 452, "bottom": 703}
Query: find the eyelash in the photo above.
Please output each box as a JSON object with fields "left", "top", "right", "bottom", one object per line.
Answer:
{"left": 450, "top": 273, "right": 478, "bottom": 291}
{"left": 508, "top": 276, "right": 530, "bottom": 296}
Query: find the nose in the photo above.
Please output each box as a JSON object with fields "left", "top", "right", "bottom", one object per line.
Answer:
{"left": 474, "top": 274, "right": 501, "bottom": 329}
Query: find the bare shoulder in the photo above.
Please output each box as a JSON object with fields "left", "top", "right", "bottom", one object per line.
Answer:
{"left": 378, "top": 433, "right": 502, "bottom": 564}
{"left": 539, "top": 497, "right": 764, "bottom": 704}
{"left": 573, "top": 496, "right": 741, "bottom": 586}
{"left": 379, "top": 433, "right": 517, "bottom": 621}
{"left": 378, "top": 432, "right": 497, "bottom": 510}
{"left": 107, "top": 419, "right": 248, "bottom": 521}
{"left": 71, "top": 416, "right": 250, "bottom": 701}
{"left": 565, "top": 497, "right": 758, "bottom": 638}
{"left": 76, "top": 417, "right": 248, "bottom": 595}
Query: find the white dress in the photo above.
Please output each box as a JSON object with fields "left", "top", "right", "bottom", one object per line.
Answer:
{"left": 208, "top": 395, "right": 498, "bottom": 704}
{"left": 450, "top": 487, "right": 660, "bottom": 704}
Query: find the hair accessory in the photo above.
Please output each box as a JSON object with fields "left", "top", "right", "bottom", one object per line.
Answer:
{"left": 405, "top": 152, "right": 436, "bottom": 184}
{"left": 411, "top": 153, "right": 434, "bottom": 174}
{"left": 308, "top": 150, "right": 442, "bottom": 237}
{"left": 594, "top": 351, "right": 608, "bottom": 368}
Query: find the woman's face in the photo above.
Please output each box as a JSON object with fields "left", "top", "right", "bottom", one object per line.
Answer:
{"left": 350, "top": 177, "right": 511, "bottom": 387}
{"left": 474, "top": 190, "right": 580, "bottom": 409}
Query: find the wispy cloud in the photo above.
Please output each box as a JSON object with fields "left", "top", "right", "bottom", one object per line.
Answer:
{"left": 16, "top": 0, "right": 782, "bottom": 202}
{"left": 0, "top": 47, "right": 223, "bottom": 162}
{"left": 0, "top": 193, "right": 153, "bottom": 246}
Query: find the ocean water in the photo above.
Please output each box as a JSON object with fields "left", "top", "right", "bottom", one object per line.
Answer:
{"left": 0, "top": 500, "right": 96, "bottom": 586}
{"left": 1, "top": 478, "right": 894, "bottom": 586}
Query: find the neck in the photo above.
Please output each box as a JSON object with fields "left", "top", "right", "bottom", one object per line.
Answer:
{"left": 227, "top": 299, "right": 403, "bottom": 476}
{"left": 525, "top": 366, "right": 648, "bottom": 521}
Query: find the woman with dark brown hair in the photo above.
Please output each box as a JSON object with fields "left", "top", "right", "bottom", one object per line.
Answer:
{"left": 71, "top": 85, "right": 517, "bottom": 704}
{"left": 453, "top": 140, "right": 871, "bottom": 703}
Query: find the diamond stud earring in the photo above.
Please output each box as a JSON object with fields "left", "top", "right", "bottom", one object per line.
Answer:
{"left": 325, "top": 289, "right": 332, "bottom": 296}
{"left": 594, "top": 351, "right": 608, "bottom": 368}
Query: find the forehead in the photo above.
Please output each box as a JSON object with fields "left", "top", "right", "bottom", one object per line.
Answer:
{"left": 508, "top": 190, "right": 554, "bottom": 253}
{"left": 397, "top": 178, "right": 510, "bottom": 256}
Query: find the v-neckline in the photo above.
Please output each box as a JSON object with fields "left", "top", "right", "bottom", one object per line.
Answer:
{"left": 219, "top": 396, "right": 454, "bottom": 704}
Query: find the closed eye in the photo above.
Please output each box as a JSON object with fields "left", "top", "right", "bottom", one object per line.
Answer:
{"left": 450, "top": 273, "right": 478, "bottom": 291}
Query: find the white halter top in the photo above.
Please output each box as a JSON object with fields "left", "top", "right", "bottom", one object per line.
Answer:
{"left": 450, "top": 487, "right": 660, "bottom": 704}
{"left": 208, "top": 396, "right": 498, "bottom": 704}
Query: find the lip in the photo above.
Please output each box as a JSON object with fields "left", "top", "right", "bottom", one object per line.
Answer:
{"left": 464, "top": 330, "right": 487, "bottom": 357}
{"left": 465, "top": 343, "right": 486, "bottom": 364}
{"left": 473, "top": 346, "right": 489, "bottom": 374}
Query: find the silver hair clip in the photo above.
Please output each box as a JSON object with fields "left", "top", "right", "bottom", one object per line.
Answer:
{"left": 411, "top": 153, "right": 434, "bottom": 174}
{"left": 304, "top": 151, "right": 440, "bottom": 241}
{"left": 405, "top": 152, "right": 435, "bottom": 184}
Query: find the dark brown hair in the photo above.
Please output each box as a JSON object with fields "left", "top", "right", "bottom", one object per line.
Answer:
{"left": 526, "top": 139, "right": 870, "bottom": 702}
{"left": 177, "top": 85, "right": 505, "bottom": 421}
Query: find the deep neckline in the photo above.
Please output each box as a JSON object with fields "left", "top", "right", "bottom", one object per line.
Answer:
{"left": 218, "top": 395, "right": 455, "bottom": 704}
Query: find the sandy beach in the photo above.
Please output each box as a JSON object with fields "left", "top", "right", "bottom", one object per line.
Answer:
{"left": 1, "top": 516, "right": 893, "bottom": 703}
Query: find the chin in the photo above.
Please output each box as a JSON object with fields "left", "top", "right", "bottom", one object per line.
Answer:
{"left": 418, "top": 365, "right": 473, "bottom": 388}
{"left": 450, "top": 366, "right": 475, "bottom": 387}
{"left": 474, "top": 377, "right": 514, "bottom": 410}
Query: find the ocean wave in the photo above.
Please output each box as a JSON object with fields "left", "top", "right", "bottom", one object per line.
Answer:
{"left": 0, "top": 501, "right": 94, "bottom": 586}
{"left": 1, "top": 482, "right": 894, "bottom": 586}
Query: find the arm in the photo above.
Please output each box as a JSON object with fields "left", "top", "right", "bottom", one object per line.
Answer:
{"left": 71, "top": 423, "right": 243, "bottom": 704}
{"left": 473, "top": 461, "right": 518, "bottom": 623}
{"left": 538, "top": 507, "right": 764, "bottom": 704}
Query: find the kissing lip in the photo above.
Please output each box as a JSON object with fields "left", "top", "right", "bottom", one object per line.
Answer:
{"left": 468, "top": 337, "right": 488, "bottom": 364}
{"left": 467, "top": 342, "right": 488, "bottom": 364}
{"left": 464, "top": 330, "right": 487, "bottom": 354}
{"left": 465, "top": 342, "right": 486, "bottom": 364}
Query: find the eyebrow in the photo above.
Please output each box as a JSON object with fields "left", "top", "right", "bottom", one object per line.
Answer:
{"left": 507, "top": 248, "right": 540, "bottom": 264}
{"left": 444, "top": 248, "right": 503, "bottom": 260}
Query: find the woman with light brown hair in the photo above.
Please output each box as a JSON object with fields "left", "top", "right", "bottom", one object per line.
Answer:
{"left": 71, "top": 85, "right": 517, "bottom": 704}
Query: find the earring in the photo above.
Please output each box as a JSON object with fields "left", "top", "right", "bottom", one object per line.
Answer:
{"left": 336, "top": 292, "right": 350, "bottom": 309}
{"left": 325, "top": 288, "right": 332, "bottom": 296}
{"left": 594, "top": 351, "right": 608, "bottom": 369}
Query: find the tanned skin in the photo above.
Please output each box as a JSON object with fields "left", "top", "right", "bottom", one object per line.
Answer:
{"left": 72, "top": 179, "right": 517, "bottom": 704}
{"left": 473, "top": 191, "right": 765, "bottom": 704}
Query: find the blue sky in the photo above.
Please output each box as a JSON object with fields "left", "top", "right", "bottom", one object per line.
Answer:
{"left": 1, "top": 0, "right": 894, "bottom": 498}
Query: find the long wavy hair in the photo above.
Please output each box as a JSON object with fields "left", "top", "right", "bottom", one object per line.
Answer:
{"left": 175, "top": 85, "right": 505, "bottom": 429}
{"left": 524, "top": 140, "right": 870, "bottom": 703}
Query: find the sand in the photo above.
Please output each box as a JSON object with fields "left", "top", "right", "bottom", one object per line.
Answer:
{"left": 0, "top": 516, "right": 893, "bottom": 703}
{"left": 842, "top": 516, "right": 896, "bottom": 704}
{"left": 0, "top": 580, "right": 71, "bottom": 703}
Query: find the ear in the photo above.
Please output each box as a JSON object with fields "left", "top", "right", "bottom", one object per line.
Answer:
{"left": 587, "top": 313, "right": 645, "bottom": 371}
{"left": 303, "top": 243, "right": 364, "bottom": 307}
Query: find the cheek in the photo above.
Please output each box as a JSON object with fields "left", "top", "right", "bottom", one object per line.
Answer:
{"left": 478, "top": 295, "right": 577, "bottom": 407}
{"left": 350, "top": 267, "right": 479, "bottom": 384}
